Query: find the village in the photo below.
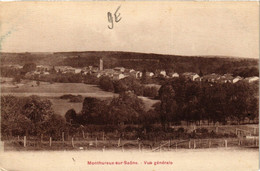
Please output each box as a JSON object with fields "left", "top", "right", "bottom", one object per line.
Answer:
{"left": 3, "top": 58, "right": 259, "bottom": 84}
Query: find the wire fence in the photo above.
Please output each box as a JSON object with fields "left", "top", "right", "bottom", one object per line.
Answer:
{"left": 2, "top": 136, "right": 258, "bottom": 151}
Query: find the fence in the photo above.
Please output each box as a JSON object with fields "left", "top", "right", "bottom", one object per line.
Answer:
{"left": 171, "top": 124, "right": 258, "bottom": 136}
{"left": 2, "top": 136, "right": 258, "bottom": 151}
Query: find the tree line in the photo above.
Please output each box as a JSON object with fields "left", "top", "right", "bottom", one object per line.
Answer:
{"left": 156, "top": 77, "right": 258, "bottom": 129}
{"left": 1, "top": 77, "right": 258, "bottom": 139}
{"left": 99, "top": 76, "right": 158, "bottom": 98}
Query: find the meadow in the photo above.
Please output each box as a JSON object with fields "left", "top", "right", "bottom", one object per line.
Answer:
{"left": 1, "top": 78, "right": 158, "bottom": 115}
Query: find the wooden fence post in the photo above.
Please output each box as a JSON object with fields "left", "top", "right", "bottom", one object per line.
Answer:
{"left": 118, "top": 138, "right": 121, "bottom": 147}
{"left": 24, "top": 136, "right": 26, "bottom": 147}
{"left": 235, "top": 128, "right": 238, "bottom": 135}
{"left": 193, "top": 140, "right": 196, "bottom": 149}
{"left": 209, "top": 139, "right": 211, "bottom": 148}
{"left": 41, "top": 134, "right": 43, "bottom": 143}
{"left": 175, "top": 142, "right": 177, "bottom": 150}
{"left": 216, "top": 126, "right": 218, "bottom": 133}
{"left": 189, "top": 140, "right": 191, "bottom": 149}
{"left": 82, "top": 130, "right": 85, "bottom": 139}
{"left": 49, "top": 137, "right": 52, "bottom": 147}
{"left": 168, "top": 140, "right": 171, "bottom": 150}
{"left": 224, "top": 140, "right": 227, "bottom": 148}
{"left": 95, "top": 137, "right": 97, "bottom": 148}
{"left": 18, "top": 135, "right": 20, "bottom": 141}
{"left": 102, "top": 132, "right": 105, "bottom": 141}
{"left": 62, "top": 132, "right": 64, "bottom": 142}
{"left": 71, "top": 137, "right": 74, "bottom": 147}
{"left": 138, "top": 143, "right": 141, "bottom": 152}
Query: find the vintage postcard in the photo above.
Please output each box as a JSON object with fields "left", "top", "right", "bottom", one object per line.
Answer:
{"left": 0, "top": 1, "right": 259, "bottom": 171}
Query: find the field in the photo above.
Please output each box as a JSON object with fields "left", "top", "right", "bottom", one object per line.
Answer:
{"left": 1, "top": 78, "right": 159, "bottom": 115}
{"left": 1, "top": 79, "right": 116, "bottom": 97}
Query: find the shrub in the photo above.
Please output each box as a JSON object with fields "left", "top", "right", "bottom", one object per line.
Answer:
{"left": 60, "top": 94, "right": 83, "bottom": 103}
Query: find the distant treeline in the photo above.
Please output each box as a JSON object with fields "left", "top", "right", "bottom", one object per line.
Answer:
{"left": 1, "top": 51, "right": 258, "bottom": 77}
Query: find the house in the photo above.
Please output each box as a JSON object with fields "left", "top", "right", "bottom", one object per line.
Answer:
{"left": 129, "top": 69, "right": 135, "bottom": 73}
{"left": 113, "top": 73, "right": 126, "bottom": 80}
{"left": 233, "top": 76, "right": 243, "bottom": 83}
{"left": 130, "top": 71, "right": 142, "bottom": 78}
{"left": 146, "top": 72, "right": 154, "bottom": 77}
{"left": 91, "top": 65, "right": 99, "bottom": 72}
{"left": 183, "top": 72, "right": 200, "bottom": 81}
{"left": 160, "top": 70, "right": 167, "bottom": 77}
{"left": 202, "top": 73, "right": 221, "bottom": 83}
{"left": 114, "top": 67, "right": 125, "bottom": 72}
{"left": 33, "top": 71, "right": 41, "bottom": 75}
{"left": 93, "top": 72, "right": 102, "bottom": 78}
{"left": 244, "top": 76, "right": 259, "bottom": 83}
{"left": 74, "top": 68, "right": 82, "bottom": 74}
{"left": 36, "top": 65, "right": 51, "bottom": 71}
{"left": 55, "top": 66, "right": 67, "bottom": 73}
{"left": 169, "top": 72, "right": 179, "bottom": 78}
{"left": 24, "top": 72, "right": 35, "bottom": 78}
{"left": 222, "top": 74, "right": 233, "bottom": 83}
{"left": 10, "top": 64, "right": 23, "bottom": 69}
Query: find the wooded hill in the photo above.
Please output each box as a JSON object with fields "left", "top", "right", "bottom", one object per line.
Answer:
{"left": 1, "top": 51, "right": 258, "bottom": 77}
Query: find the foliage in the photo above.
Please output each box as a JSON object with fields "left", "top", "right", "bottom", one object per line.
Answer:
{"left": 60, "top": 94, "right": 83, "bottom": 103}
{"left": 65, "top": 109, "right": 77, "bottom": 124}
{"left": 1, "top": 95, "right": 63, "bottom": 137}
{"left": 157, "top": 77, "right": 259, "bottom": 126}
{"left": 99, "top": 76, "right": 114, "bottom": 92}
{"left": 22, "top": 63, "right": 36, "bottom": 73}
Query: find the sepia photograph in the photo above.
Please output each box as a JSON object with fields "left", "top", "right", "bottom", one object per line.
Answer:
{"left": 0, "top": 1, "right": 259, "bottom": 171}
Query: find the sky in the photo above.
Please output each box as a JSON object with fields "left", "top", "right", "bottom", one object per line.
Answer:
{"left": 0, "top": 2, "right": 259, "bottom": 58}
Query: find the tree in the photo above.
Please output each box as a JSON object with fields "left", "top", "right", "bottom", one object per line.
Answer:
{"left": 1, "top": 96, "right": 30, "bottom": 137}
{"left": 21, "top": 96, "right": 54, "bottom": 135}
{"left": 22, "top": 63, "right": 36, "bottom": 73}
{"left": 141, "top": 69, "right": 147, "bottom": 83}
{"left": 12, "top": 75, "right": 21, "bottom": 83}
{"left": 107, "top": 91, "right": 145, "bottom": 125}
{"left": 80, "top": 97, "right": 105, "bottom": 124}
{"left": 99, "top": 76, "right": 114, "bottom": 92}
{"left": 65, "top": 109, "right": 77, "bottom": 124}
{"left": 41, "top": 114, "right": 66, "bottom": 139}
{"left": 158, "top": 84, "right": 177, "bottom": 129}
{"left": 1, "top": 95, "right": 57, "bottom": 137}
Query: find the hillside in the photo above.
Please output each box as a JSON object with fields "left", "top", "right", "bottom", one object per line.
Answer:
{"left": 0, "top": 51, "right": 258, "bottom": 76}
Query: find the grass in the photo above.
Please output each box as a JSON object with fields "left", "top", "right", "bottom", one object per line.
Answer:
{"left": 1, "top": 79, "right": 159, "bottom": 113}
{"left": 1, "top": 80, "right": 117, "bottom": 97}
{"left": 49, "top": 98, "right": 82, "bottom": 116}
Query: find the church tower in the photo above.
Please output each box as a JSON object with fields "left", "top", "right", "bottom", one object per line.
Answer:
{"left": 99, "top": 58, "right": 103, "bottom": 71}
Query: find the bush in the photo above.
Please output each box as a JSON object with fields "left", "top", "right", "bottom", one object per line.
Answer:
{"left": 60, "top": 94, "right": 83, "bottom": 103}
{"left": 99, "top": 76, "right": 114, "bottom": 92}
{"left": 177, "top": 127, "right": 185, "bottom": 133}
{"left": 196, "top": 128, "right": 208, "bottom": 134}
{"left": 143, "top": 86, "right": 158, "bottom": 98}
